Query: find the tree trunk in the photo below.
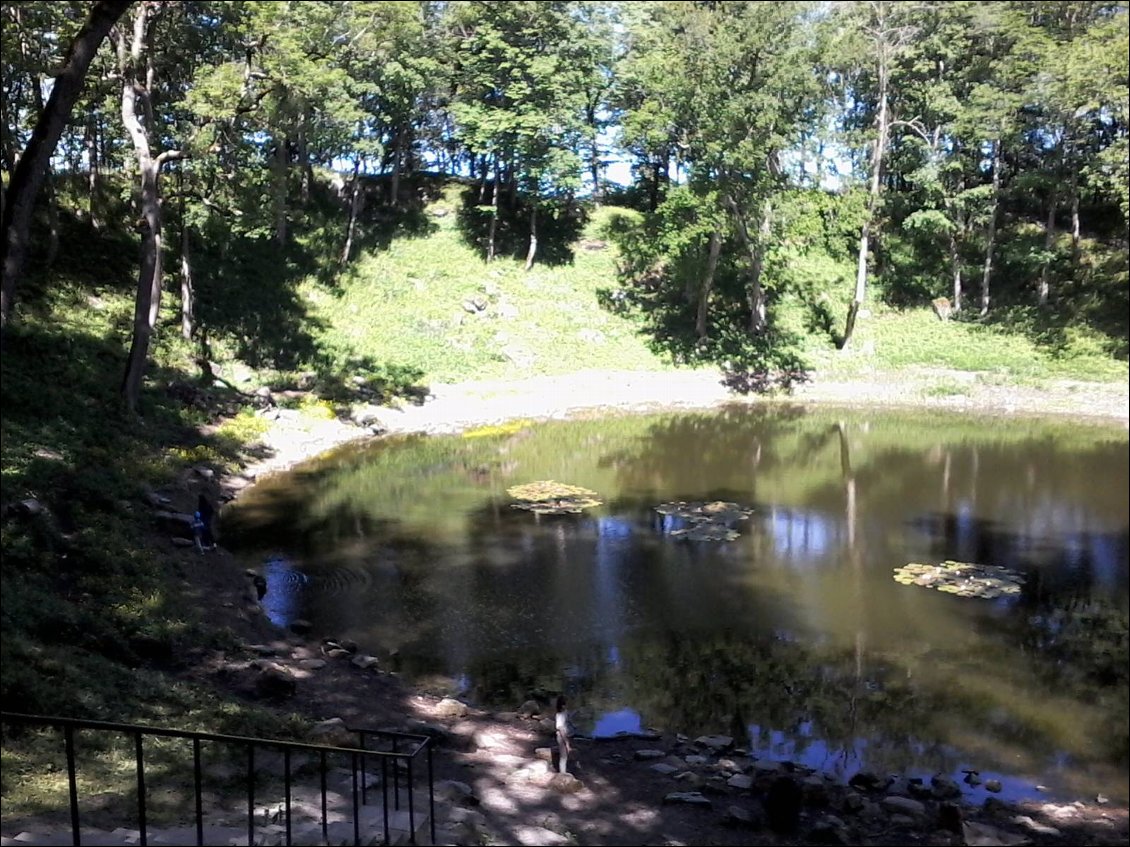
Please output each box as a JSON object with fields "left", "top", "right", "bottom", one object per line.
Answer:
{"left": 273, "top": 129, "right": 288, "bottom": 246}
{"left": 120, "top": 130, "right": 163, "bottom": 411}
{"left": 118, "top": 2, "right": 182, "bottom": 413}
{"left": 487, "top": 155, "right": 500, "bottom": 262}
{"left": 297, "top": 110, "right": 311, "bottom": 204}
{"left": 1038, "top": 182, "right": 1058, "bottom": 307}
{"left": 478, "top": 154, "right": 488, "bottom": 204}
{"left": 1, "top": 0, "right": 131, "bottom": 332}
{"left": 341, "top": 157, "right": 362, "bottom": 265}
{"left": 1069, "top": 168, "right": 1080, "bottom": 262}
{"left": 44, "top": 172, "right": 59, "bottom": 268}
{"left": 524, "top": 202, "right": 538, "bottom": 271}
{"left": 587, "top": 104, "right": 602, "bottom": 206}
{"left": 726, "top": 194, "right": 769, "bottom": 334}
{"left": 842, "top": 13, "right": 892, "bottom": 349}
{"left": 949, "top": 228, "right": 962, "bottom": 313}
{"left": 87, "top": 116, "right": 103, "bottom": 229}
{"left": 390, "top": 126, "right": 403, "bottom": 208}
{"left": 179, "top": 170, "right": 193, "bottom": 340}
{"left": 696, "top": 229, "right": 722, "bottom": 339}
{"left": 980, "top": 137, "right": 1001, "bottom": 317}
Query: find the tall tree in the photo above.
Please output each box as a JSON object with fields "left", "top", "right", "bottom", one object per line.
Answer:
{"left": 1, "top": 0, "right": 132, "bottom": 333}
{"left": 834, "top": 0, "right": 919, "bottom": 348}
{"left": 115, "top": 0, "right": 185, "bottom": 412}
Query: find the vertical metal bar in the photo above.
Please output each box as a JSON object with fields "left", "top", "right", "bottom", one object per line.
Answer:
{"left": 247, "top": 744, "right": 255, "bottom": 847}
{"left": 406, "top": 758, "right": 416, "bottom": 845}
{"left": 65, "top": 725, "right": 80, "bottom": 847}
{"left": 284, "top": 747, "right": 292, "bottom": 846}
{"left": 351, "top": 751, "right": 360, "bottom": 846}
{"left": 320, "top": 750, "right": 328, "bottom": 843}
{"left": 135, "top": 731, "right": 148, "bottom": 844}
{"left": 193, "top": 738, "right": 203, "bottom": 846}
{"left": 428, "top": 742, "right": 436, "bottom": 845}
{"left": 381, "top": 756, "right": 390, "bottom": 845}
{"left": 359, "top": 731, "right": 367, "bottom": 805}
{"left": 393, "top": 737, "right": 400, "bottom": 810}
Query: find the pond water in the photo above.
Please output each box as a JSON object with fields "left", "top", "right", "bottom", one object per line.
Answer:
{"left": 224, "top": 405, "right": 1129, "bottom": 806}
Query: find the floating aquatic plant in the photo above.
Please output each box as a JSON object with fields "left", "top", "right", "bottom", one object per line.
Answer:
{"left": 654, "top": 500, "right": 753, "bottom": 542}
{"left": 508, "top": 480, "right": 603, "bottom": 514}
{"left": 893, "top": 561, "right": 1026, "bottom": 599}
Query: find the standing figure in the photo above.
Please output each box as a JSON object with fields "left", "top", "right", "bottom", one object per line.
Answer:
{"left": 555, "top": 695, "right": 572, "bottom": 774}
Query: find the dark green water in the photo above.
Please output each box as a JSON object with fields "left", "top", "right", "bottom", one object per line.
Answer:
{"left": 225, "top": 405, "right": 1129, "bottom": 805}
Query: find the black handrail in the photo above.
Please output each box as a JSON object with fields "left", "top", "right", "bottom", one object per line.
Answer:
{"left": 1, "top": 712, "right": 436, "bottom": 846}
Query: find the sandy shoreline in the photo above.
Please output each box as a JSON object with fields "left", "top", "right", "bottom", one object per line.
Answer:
{"left": 236, "top": 366, "right": 1129, "bottom": 486}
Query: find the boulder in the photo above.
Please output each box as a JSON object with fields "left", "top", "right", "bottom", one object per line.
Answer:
{"left": 254, "top": 667, "right": 297, "bottom": 699}
{"left": 880, "top": 796, "right": 926, "bottom": 818}
{"left": 435, "top": 697, "right": 469, "bottom": 718}
{"left": 308, "top": 718, "right": 356, "bottom": 748}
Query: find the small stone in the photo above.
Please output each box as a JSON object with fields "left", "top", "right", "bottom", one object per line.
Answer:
{"left": 985, "top": 779, "right": 1003, "bottom": 793}
{"left": 650, "top": 763, "right": 680, "bottom": 776}
{"left": 881, "top": 796, "right": 926, "bottom": 817}
{"left": 634, "top": 749, "right": 665, "bottom": 760}
{"left": 662, "top": 791, "right": 712, "bottom": 807}
{"left": 727, "top": 774, "right": 753, "bottom": 791}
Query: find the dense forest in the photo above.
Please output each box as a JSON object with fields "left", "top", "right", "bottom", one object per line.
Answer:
{"left": 2, "top": 0, "right": 1127, "bottom": 405}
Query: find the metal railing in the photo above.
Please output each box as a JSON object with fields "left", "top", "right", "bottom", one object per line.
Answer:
{"left": 1, "top": 712, "right": 436, "bottom": 846}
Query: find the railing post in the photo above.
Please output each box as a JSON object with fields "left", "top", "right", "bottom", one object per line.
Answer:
{"left": 320, "top": 750, "right": 328, "bottom": 844}
{"left": 284, "top": 747, "right": 292, "bottom": 846}
{"left": 407, "top": 757, "right": 416, "bottom": 845}
{"left": 134, "top": 731, "right": 147, "bottom": 847}
{"left": 393, "top": 736, "right": 400, "bottom": 810}
{"left": 359, "top": 730, "right": 367, "bottom": 805}
{"left": 381, "top": 754, "right": 390, "bottom": 845}
{"left": 351, "top": 751, "right": 360, "bottom": 846}
{"left": 247, "top": 743, "right": 255, "bottom": 847}
{"left": 65, "top": 724, "right": 80, "bottom": 847}
{"left": 428, "top": 741, "right": 436, "bottom": 845}
{"left": 193, "top": 738, "right": 203, "bottom": 846}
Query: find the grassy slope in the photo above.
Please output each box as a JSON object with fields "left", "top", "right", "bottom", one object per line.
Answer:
{"left": 305, "top": 191, "right": 675, "bottom": 384}
{"left": 304, "top": 185, "right": 1126, "bottom": 388}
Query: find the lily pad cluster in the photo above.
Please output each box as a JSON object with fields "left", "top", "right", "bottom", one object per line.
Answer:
{"left": 654, "top": 500, "right": 754, "bottom": 542}
{"left": 508, "top": 480, "right": 603, "bottom": 515}
{"left": 893, "top": 561, "right": 1026, "bottom": 599}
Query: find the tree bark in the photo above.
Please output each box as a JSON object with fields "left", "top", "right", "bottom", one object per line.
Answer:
{"left": 696, "top": 229, "right": 722, "bottom": 339}
{"left": 487, "top": 154, "right": 500, "bottom": 262}
{"left": 948, "top": 228, "right": 962, "bottom": 313}
{"left": 273, "top": 128, "right": 288, "bottom": 246}
{"left": 980, "top": 137, "right": 1001, "bottom": 317}
{"left": 117, "top": 2, "right": 182, "bottom": 413}
{"left": 524, "top": 201, "right": 538, "bottom": 272}
{"left": 1, "top": 0, "right": 131, "bottom": 332}
{"left": 341, "top": 157, "right": 363, "bottom": 265}
{"left": 179, "top": 169, "right": 193, "bottom": 340}
{"left": 390, "top": 125, "right": 403, "bottom": 208}
{"left": 726, "top": 194, "right": 769, "bottom": 334}
{"left": 1038, "top": 181, "right": 1058, "bottom": 307}
{"left": 587, "top": 103, "right": 602, "bottom": 206}
{"left": 842, "top": 4, "right": 894, "bottom": 349}
{"left": 87, "top": 116, "right": 103, "bottom": 229}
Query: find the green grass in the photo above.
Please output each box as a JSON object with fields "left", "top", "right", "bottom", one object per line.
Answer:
{"left": 304, "top": 196, "right": 675, "bottom": 384}
{"left": 803, "top": 303, "right": 1128, "bottom": 383}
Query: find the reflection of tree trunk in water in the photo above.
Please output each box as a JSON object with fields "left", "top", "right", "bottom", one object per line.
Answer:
{"left": 942, "top": 449, "right": 951, "bottom": 512}
{"left": 836, "top": 421, "right": 857, "bottom": 550}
